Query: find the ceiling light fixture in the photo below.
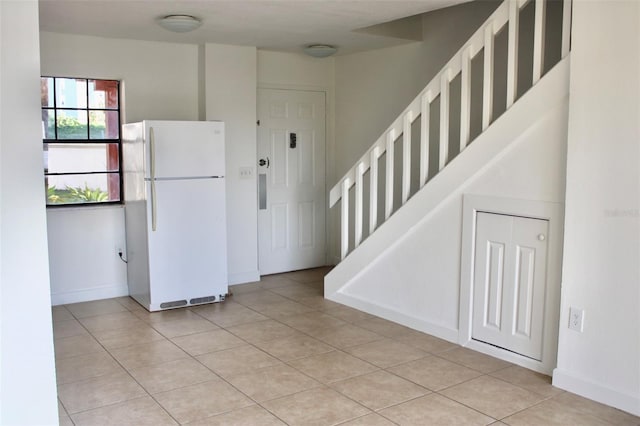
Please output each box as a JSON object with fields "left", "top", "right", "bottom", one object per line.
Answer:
{"left": 303, "top": 44, "right": 337, "bottom": 58}
{"left": 158, "top": 15, "right": 202, "bottom": 33}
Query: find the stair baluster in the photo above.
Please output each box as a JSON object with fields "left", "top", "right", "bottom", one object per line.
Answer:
{"left": 330, "top": 0, "right": 572, "bottom": 261}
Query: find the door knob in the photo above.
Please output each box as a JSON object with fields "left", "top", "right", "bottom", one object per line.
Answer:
{"left": 259, "top": 157, "right": 270, "bottom": 168}
{"left": 538, "top": 234, "right": 546, "bottom": 241}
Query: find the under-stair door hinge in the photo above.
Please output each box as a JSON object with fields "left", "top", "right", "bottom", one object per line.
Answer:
{"left": 257, "top": 120, "right": 260, "bottom": 126}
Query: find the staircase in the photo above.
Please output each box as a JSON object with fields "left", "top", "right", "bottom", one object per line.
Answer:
{"left": 325, "top": 0, "right": 572, "bottom": 340}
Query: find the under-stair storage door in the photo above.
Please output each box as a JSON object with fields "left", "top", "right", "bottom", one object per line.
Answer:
{"left": 472, "top": 212, "right": 549, "bottom": 361}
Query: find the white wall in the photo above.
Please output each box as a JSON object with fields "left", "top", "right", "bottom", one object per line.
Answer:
{"left": 257, "top": 50, "right": 336, "bottom": 266}
{"left": 41, "top": 37, "right": 337, "bottom": 298}
{"left": 333, "top": 0, "right": 499, "bottom": 180}
{"left": 40, "top": 32, "right": 200, "bottom": 123}
{"left": 47, "top": 206, "right": 128, "bottom": 304}
{"left": 330, "top": 1, "right": 500, "bottom": 261}
{"left": 326, "top": 58, "right": 569, "bottom": 360}
{"left": 258, "top": 50, "right": 334, "bottom": 89}
{"left": 337, "top": 99, "right": 566, "bottom": 331}
{"left": 553, "top": 1, "right": 640, "bottom": 416}
{"left": 0, "top": 1, "right": 58, "bottom": 424}
{"left": 334, "top": 42, "right": 428, "bottom": 179}
{"left": 204, "top": 43, "right": 260, "bottom": 284}
{"left": 39, "top": 33, "right": 202, "bottom": 303}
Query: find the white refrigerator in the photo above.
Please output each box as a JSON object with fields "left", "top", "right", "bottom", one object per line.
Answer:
{"left": 122, "top": 120, "right": 228, "bottom": 311}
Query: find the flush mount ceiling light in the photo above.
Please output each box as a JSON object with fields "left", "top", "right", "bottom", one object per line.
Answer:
{"left": 303, "top": 44, "right": 337, "bottom": 58}
{"left": 157, "top": 15, "right": 202, "bottom": 33}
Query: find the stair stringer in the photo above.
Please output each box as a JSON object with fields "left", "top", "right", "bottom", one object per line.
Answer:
{"left": 325, "top": 57, "right": 570, "bottom": 343}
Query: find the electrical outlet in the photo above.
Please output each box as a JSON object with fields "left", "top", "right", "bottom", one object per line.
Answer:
{"left": 239, "top": 166, "right": 254, "bottom": 179}
{"left": 569, "top": 307, "right": 584, "bottom": 332}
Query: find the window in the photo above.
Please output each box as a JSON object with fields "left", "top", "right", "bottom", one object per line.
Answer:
{"left": 41, "top": 77, "right": 121, "bottom": 205}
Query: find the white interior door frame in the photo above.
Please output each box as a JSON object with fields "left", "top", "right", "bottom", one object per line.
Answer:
{"left": 258, "top": 83, "right": 335, "bottom": 266}
{"left": 257, "top": 85, "right": 331, "bottom": 274}
{"left": 459, "top": 194, "right": 564, "bottom": 374}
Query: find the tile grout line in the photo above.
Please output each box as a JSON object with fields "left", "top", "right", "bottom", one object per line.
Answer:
{"left": 494, "top": 394, "right": 561, "bottom": 423}
{"left": 175, "top": 281, "right": 385, "bottom": 424}
{"left": 62, "top": 297, "right": 242, "bottom": 423}
{"left": 63, "top": 287, "right": 418, "bottom": 422}
{"left": 106, "top": 297, "right": 256, "bottom": 425}
{"left": 58, "top": 269, "right": 628, "bottom": 425}
{"left": 272, "top": 286, "right": 556, "bottom": 421}
{"left": 227, "top": 280, "right": 506, "bottom": 424}
{"left": 75, "top": 298, "right": 184, "bottom": 425}
{"left": 238, "top": 293, "right": 452, "bottom": 425}
{"left": 173, "top": 273, "right": 341, "bottom": 424}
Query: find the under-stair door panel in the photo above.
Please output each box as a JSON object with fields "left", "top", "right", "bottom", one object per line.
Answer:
{"left": 258, "top": 89, "right": 326, "bottom": 275}
{"left": 472, "top": 212, "right": 549, "bottom": 361}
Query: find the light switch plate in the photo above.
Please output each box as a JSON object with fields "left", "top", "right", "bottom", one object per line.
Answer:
{"left": 239, "top": 166, "right": 254, "bottom": 179}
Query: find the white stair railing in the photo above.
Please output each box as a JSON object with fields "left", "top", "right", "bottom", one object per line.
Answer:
{"left": 330, "top": 0, "right": 572, "bottom": 260}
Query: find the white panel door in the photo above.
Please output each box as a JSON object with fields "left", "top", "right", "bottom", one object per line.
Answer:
{"left": 257, "top": 89, "right": 326, "bottom": 275}
{"left": 472, "top": 212, "right": 549, "bottom": 360}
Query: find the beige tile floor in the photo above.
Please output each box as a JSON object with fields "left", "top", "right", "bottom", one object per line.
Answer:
{"left": 53, "top": 267, "right": 639, "bottom": 426}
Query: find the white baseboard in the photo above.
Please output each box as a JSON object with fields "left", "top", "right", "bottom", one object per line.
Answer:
{"left": 464, "top": 339, "right": 552, "bottom": 375}
{"left": 51, "top": 284, "right": 129, "bottom": 306}
{"left": 553, "top": 368, "right": 640, "bottom": 417}
{"left": 326, "top": 291, "right": 459, "bottom": 343}
{"left": 228, "top": 270, "right": 260, "bottom": 285}
{"left": 51, "top": 272, "right": 262, "bottom": 305}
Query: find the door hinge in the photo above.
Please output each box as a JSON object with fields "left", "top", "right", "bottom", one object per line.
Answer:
{"left": 257, "top": 120, "right": 260, "bottom": 126}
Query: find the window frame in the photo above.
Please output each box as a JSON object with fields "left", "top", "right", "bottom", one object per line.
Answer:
{"left": 42, "top": 76, "right": 123, "bottom": 207}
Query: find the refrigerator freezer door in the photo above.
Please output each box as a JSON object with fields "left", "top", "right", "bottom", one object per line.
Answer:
{"left": 145, "top": 121, "right": 225, "bottom": 179}
{"left": 146, "top": 178, "right": 227, "bottom": 308}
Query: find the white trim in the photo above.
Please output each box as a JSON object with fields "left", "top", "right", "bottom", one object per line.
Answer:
{"left": 228, "top": 270, "right": 260, "bottom": 285}
{"left": 257, "top": 82, "right": 328, "bottom": 93}
{"left": 325, "top": 57, "right": 570, "bottom": 302}
{"left": 256, "top": 86, "right": 330, "bottom": 273}
{"left": 51, "top": 284, "right": 129, "bottom": 306}
{"left": 459, "top": 194, "right": 564, "bottom": 375}
{"left": 327, "top": 291, "right": 459, "bottom": 343}
{"left": 465, "top": 339, "right": 552, "bottom": 375}
{"left": 553, "top": 368, "right": 640, "bottom": 417}
{"left": 257, "top": 82, "right": 336, "bottom": 266}
{"left": 45, "top": 203, "right": 125, "bottom": 213}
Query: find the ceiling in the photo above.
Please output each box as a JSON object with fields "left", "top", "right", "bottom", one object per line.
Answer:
{"left": 38, "top": 0, "right": 470, "bottom": 55}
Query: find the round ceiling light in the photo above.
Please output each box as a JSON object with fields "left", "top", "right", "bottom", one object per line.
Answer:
{"left": 158, "top": 15, "right": 202, "bottom": 33}
{"left": 303, "top": 44, "right": 338, "bottom": 58}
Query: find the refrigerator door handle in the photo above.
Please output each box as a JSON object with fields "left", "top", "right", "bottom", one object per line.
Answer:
{"left": 150, "top": 127, "right": 157, "bottom": 231}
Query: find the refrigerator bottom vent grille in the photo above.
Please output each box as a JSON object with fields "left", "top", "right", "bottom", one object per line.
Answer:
{"left": 160, "top": 300, "right": 188, "bottom": 309}
{"left": 190, "top": 295, "right": 217, "bottom": 305}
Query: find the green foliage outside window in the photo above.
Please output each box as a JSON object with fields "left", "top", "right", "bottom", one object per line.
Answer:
{"left": 47, "top": 184, "right": 109, "bottom": 204}
{"left": 52, "top": 115, "right": 106, "bottom": 139}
